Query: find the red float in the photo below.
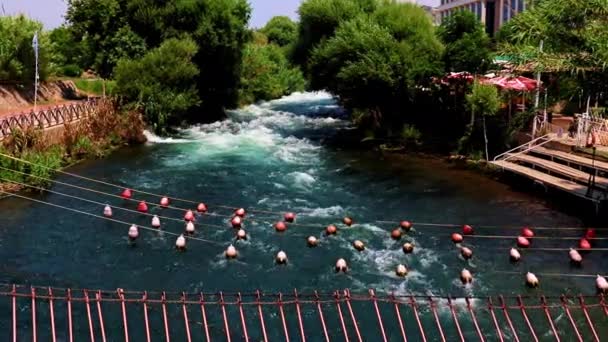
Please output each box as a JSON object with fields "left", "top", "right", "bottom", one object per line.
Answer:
{"left": 137, "top": 201, "right": 148, "bottom": 213}
{"left": 521, "top": 227, "right": 535, "bottom": 238}
{"left": 462, "top": 225, "right": 474, "bottom": 235}
{"left": 275, "top": 221, "right": 287, "bottom": 232}
{"left": 235, "top": 208, "right": 246, "bottom": 217}
{"left": 391, "top": 229, "right": 402, "bottom": 240}
{"left": 284, "top": 212, "right": 296, "bottom": 223}
{"left": 343, "top": 217, "right": 353, "bottom": 227}
{"left": 160, "top": 197, "right": 170, "bottom": 208}
{"left": 326, "top": 224, "right": 338, "bottom": 235}
{"left": 451, "top": 233, "right": 463, "bottom": 243}
{"left": 121, "top": 189, "right": 132, "bottom": 199}
{"left": 400, "top": 221, "right": 412, "bottom": 231}
{"left": 579, "top": 238, "right": 592, "bottom": 250}
{"left": 184, "top": 210, "right": 195, "bottom": 222}
{"left": 585, "top": 228, "right": 596, "bottom": 240}
{"left": 517, "top": 236, "right": 530, "bottom": 248}
{"left": 231, "top": 216, "right": 242, "bottom": 229}
{"left": 197, "top": 203, "right": 208, "bottom": 213}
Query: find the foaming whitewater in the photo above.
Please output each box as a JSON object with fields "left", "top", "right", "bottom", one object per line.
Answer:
{"left": 143, "top": 130, "right": 191, "bottom": 144}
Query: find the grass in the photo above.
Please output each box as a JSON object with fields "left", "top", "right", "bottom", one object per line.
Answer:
{"left": 72, "top": 78, "right": 116, "bottom": 96}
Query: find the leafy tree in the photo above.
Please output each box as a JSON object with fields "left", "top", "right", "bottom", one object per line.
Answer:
{"left": 114, "top": 38, "right": 200, "bottom": 134}
{"left": 466, "top": 82, "right": 499, "bottom": 160}
{"left": 437, "top": 11, "right": 491, "bottom": 73}
{"left": 239, "top": 43, "right": 306, "bottom": 105}
{"left": 0, "top": 15, "right": 49, "bottom": 83}
{"left": 48, "top": 26, "right": 87, "bottom": 76}
{"left": 261, "top": 16, "right": 297, "bottom": 47}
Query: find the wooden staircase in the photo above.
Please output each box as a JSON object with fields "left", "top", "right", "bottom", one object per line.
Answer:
{"left": 490, "top": 135, "right": 608, "bottom": 204}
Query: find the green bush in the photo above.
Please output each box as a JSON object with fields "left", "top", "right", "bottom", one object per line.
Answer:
{"left": 61, "top": 64, "right": 82, "bottom": 77}
{"left": 401, "top": 125, "right": 422, "bottom": 144}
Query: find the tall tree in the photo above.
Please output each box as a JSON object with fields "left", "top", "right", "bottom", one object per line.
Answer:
{"left": 260, "top": 16, "right": 297, "bottom": 47}
{"left": 0, "top": 15, "right": 49, "bottom": 83}
{"left": 437, "top": 11, "right": 491, "bottom": 73}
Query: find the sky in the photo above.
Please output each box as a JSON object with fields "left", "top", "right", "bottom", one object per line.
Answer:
{"left": 1, "top": 0, "right": 439, "bottom": 29}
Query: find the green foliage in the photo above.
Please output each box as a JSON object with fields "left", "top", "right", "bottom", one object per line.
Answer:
{"left": 73, "top": 79, "right": 116, "bottom": 96}
{"left": 437, "top": 11, "right": 491, "bottom": 73}
{"left": 0, "top": 15, "right": 49, "bottom": 83}
{"left": 401, "top": 124, "right": 422, "bottom": 145}
{"left": 114, "top": 38, "right": 200, "bottom": 134}
{"left": 48, "top": 26, "right": 88, "bottom": 75}
{"left": 239, "top": 43, "right": 306, "bottom": 105}
{"left": 466, "top": 82, "right": 500, "bottom": 117}
{"left": 261, "top": 16, "right": 297, "bottom": 47}
{"left": 61, "top": 65, "right": 82, "bottom": 77}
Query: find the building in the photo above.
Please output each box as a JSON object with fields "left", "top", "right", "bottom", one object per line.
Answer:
{"left": 436, "top": 0, "right": 526, "bottom": 34}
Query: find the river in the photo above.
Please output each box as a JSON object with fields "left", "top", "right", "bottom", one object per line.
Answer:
{"left": 0, "top": 92, "right": 605, "bottom": 340}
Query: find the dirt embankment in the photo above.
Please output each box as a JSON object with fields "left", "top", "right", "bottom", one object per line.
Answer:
{"left": 0, "top": 81, "right": 87, "bottom": 117}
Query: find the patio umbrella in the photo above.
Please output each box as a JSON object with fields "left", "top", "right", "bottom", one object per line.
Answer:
{"left": 481, "top": 76, "right": 542, "bottom": 117}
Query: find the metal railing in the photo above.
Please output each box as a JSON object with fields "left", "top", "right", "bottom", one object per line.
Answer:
{"left": 493, "top": 133, "right": 555, "bottom": 162}
{"left": 0, "top": 99, "right": 99, "bottom": 140}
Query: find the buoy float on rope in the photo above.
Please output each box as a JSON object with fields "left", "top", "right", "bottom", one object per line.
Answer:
{"left": 335, "top": 258, "right": 347, "bottom": 273}
{"left": 160, "top": 197, "right": 170, "bottom": 208}
{"left": 396, "top": 264, "right": 408, "bottom": 277}
{"left": 151, "top": 215, "right": 161, "bottom": 228}
{"left": 276, "top": 251, "right": 287, "bottom": 264}
{"left": 225, "top": 245, "right": 238, "bottom": 259}
{"left": 451, "top": 233, "right": 463, "bottom": 243}
{"left": 462, "top": 225, "right": 474, "bottom": 235}
{"left": 402, "top": 242, "right": 414, "bottom": 254}
{"left": 128, "top": 225, "right": 139, "bottom": 241}
{"left": 343, "top": 217, "right": 353, "bottom": 227}
{"left": 235, "top": 208, "right": 246, "bottom": 217}
{"left": 184, "top": 210, "right": 195, "bottom": 222}
{"left": 186, "top": 221, "right": 195, "bottom": 234}
{"left": 461, "top": 247, "right": 473, "bottom": 260}
{"left": 197, "top": 203, "right": 208, "bottom": 213}
{"left": 526, "top": 272, "right": 539, "bottom": 287}
{"left": 579, "top": 238, "right": 591, "bottom": 250}
{"left": 231, "top": 216, "right": 242, "bottom": 229}
{"left": 510, "top": 248, "right": 521, "bottom": 262}
{"left": 353, "top": 240, "right": 365, "bottom": 251}
{"left": 460, "top": 269, "right": 473, "bottom": 284}
{"left": 236, "top": 229, "right": 247, "bottom": 240}
{"left": 307, "top": 236, "right": 319, "bottom": 247}
{"left": 175, "top": 234, "right": 186, "bottom": 250}
{"left": 275, "top": 221, "right": 287, "bottom": 232}
{"left": 284, "top": 212, "right": 296, "bottom": 223}
{"left": 137, "top": 201, "right": 148, "bottom": 213}
{"left": 517, "top": 236, "right": 530, "bottom": 248}
{"left": 569, "top": 248, "right": 582, "bottom": 264}
{"left": 400, "top": 221, "right": 412, "bottom": 232}
{"left": 596, "top": 275, "right": 608, "bottom": 293}
{"left": 391, "top": 229, "right": 402, "bottom": 240}
{"left": 103, "top": 205, "right": 112, "bottom": 218}
{"left": 326, "top": 224, "right": 337, "bottom": 235}
{"left": 522, "top": 227, "right": 535, "bottom": 238}
{"left": 585, "top": 228, "right": 596, "bottom": 240}
{"left": 121, "top": 189, "right": 132, "bottom": 199}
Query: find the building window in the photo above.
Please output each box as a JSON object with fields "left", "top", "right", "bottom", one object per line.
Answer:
{"left": 503, "top": 1, "right": 510, "bottom": 23}
{"left": 517, "top": 0, "right": 524, "bottom": 13}
{"left": 477, "top": 1, "right": 482, "bottom": 19}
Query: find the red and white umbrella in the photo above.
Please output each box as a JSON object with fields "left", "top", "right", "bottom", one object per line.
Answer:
{"left": 481, "top": 76, "right": 540, "bottom": 91}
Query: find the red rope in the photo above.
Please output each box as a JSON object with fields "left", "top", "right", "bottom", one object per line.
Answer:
{"left": 219, "top": 292, "right": 232, "bottom": 342}
{"left": 334, "top": 291, "right": 351, "bottom": 341}
{"left": 578, "top": 295, "right": 600, "bottom": 341}
{"left": 67, "top": 289, "right": 74, "bottom": 342}
{"left": 344, "top": 290, "right": 363, "bottom": 342}
{"left": 49, "top": 288, "right": 57, "bottom": 342}
{"left": 237, "top": 293, "right": 250, "bottom": 342}
{"left": 447, "top": 297, "right": 465, "bottom": 341}
{"left": 487, "top": 298, "right": 504, "bottom": 342}
{"left": 96, "top": 292, "right": 107, "bottom": 342}
{"left": 601, "top": 294, "right": 608, "bottom": 317}
{"left": 294, "top": 290, "right": 307, "bottom": 342}
{"left": 182, "top": 293, "right": 192, "bottom": 342}
{"left": 429, "top": 296, "right": 446, "bottom": 342}
{"left": 118, "top": 289, "right": 130, "bottom": 342}
{"left": 465, "top": 297, "right": 485, "bottom": 341}
{"left": 142, "top": 292, "right": 151, "bottom": 342}
{"left": 560, "top": 296, "right": 583, "bottom": 342}
{"left": 499, "top": 296, "right": 520, "bottom": 342}
{"left": 278, "top": 293, "right": 291, "bottom": 342}
{"left": 256, "top": 291, "right": 269, "bottom": 342}
{"left": 370, "top": 289, "right": 388, "bottom": 342}
{"left": 199, "top": 294, "right": 211, "bottom": 342}
{"left": 540, "top": 296, "right": 561, "bottom": 341}
{"left": 391, "top": 293, "right": 407, "bottom": 342}
{"left": 84, "top": 290, "right": 95, "bottom": 342}
{"left": 517, "top": 296, "right": 539, "bottom": 341}
{"left": 315, "top": 291, "right": 330, "bottom": 342}
{"left": 31, "top": 288, "right": 37, "bottom": 342}
{"left": 409, "top": 296, "right": 427, "bottom": 342}
{"left": 12, "top": 285, "right": 16, "bottom": 342}
{"left": 161, "top": 292, "right": 171, "bottom": 342}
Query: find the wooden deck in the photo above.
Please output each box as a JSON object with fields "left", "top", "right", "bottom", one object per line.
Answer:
{"left": 509, "top": 154, "right": 608, "bottom": 190}
{"left": 532, "top": 146, "right": 608, "bottom": 173}
{"left": 491, "top": 160, "right": 603, "bottom": 203}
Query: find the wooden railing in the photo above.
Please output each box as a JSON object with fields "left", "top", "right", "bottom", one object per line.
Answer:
{"left": 0, "top": 98, "right": 99, "bottom": 140}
